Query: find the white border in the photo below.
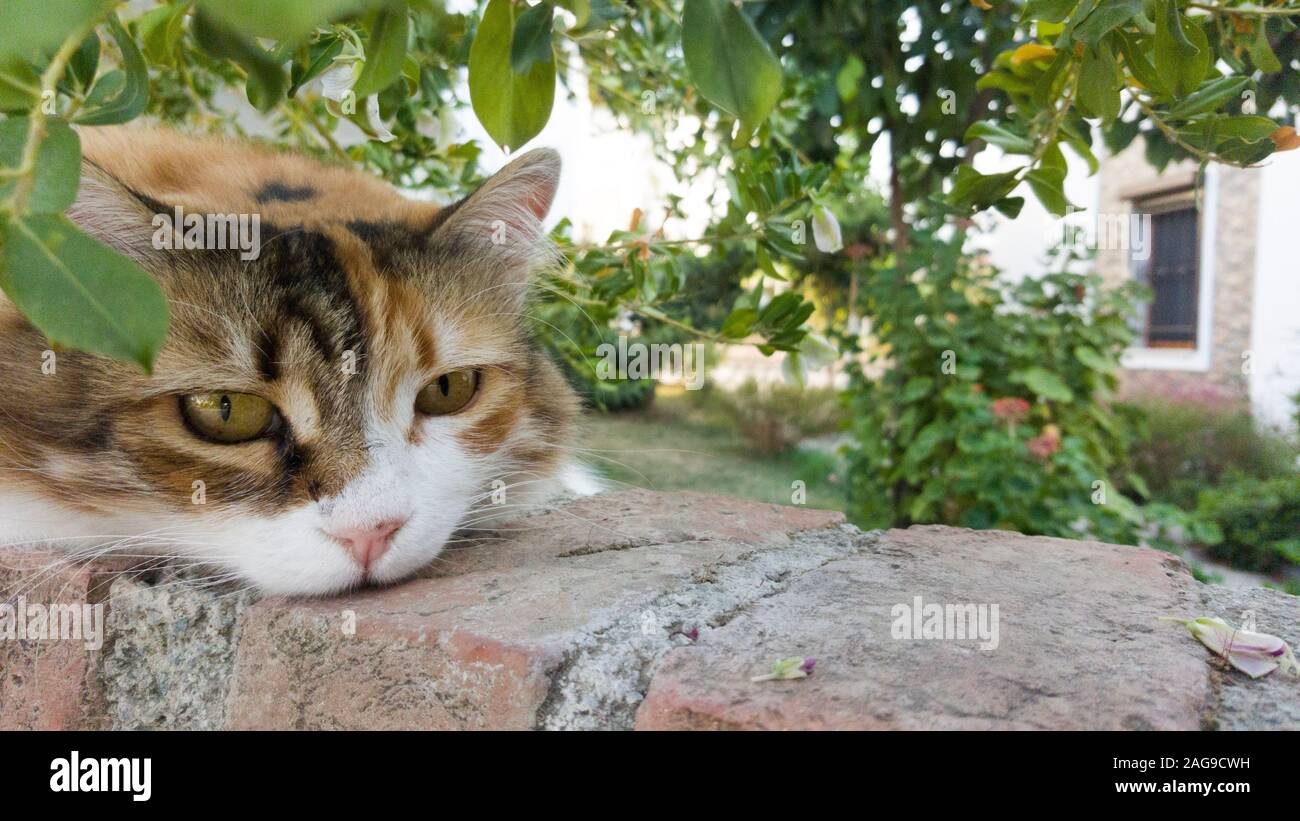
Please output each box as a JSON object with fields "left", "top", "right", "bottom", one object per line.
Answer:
{"left": 1120, "top": 164, "right": 1217, "bottom": 372}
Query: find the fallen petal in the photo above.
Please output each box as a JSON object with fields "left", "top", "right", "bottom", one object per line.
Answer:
{"left": 1165, "top": 616, "right": 1299, "bottom": 680}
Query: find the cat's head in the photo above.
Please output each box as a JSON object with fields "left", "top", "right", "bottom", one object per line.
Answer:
{"left": 0, "top": 127, "right": 582, "bottom": 595}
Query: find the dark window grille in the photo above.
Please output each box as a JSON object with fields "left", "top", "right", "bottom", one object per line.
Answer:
{"left": 1135, "top": 204, "right": 1199, "bottom": 348}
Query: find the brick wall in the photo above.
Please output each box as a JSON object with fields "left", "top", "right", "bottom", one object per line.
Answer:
{"left": 3, "top": 490, "right": 1298, "bottom": 730}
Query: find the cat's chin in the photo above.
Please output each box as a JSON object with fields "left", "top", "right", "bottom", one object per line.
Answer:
{"left": 210, "top": 504, "right": 465, "bottom": 597}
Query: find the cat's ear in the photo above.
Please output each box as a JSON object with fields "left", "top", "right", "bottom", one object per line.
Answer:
{"left": 65, "top": 158, "right": 165, "bottom": 262}
{"left": 427, "top": 148, "right": 560, "bottom": 272}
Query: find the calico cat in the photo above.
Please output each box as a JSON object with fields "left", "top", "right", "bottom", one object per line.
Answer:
{"left": 0, "top": 127, "right": 594, "bottom": 595}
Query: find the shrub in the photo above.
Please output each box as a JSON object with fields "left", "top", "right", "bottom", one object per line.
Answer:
{"left": 702, "top": 380, "right": 845, "bottom": 455}
{"left": 1197, "top": 476, "right": 1300, "bottom": 572}
{"left": 841, "top": 231, "right": 1153, "bottom": 544}
{"left": 1120, "top": 398, "right": 1297, "bottom": 508}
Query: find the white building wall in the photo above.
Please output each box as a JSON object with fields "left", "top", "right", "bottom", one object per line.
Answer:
{"left": 1251, "top": 151, "right": 1300, "bottom": 436}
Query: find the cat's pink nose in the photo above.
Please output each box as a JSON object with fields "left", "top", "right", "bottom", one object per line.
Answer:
{"left": 325, "top": 518, "right": 406, "bottom": 571}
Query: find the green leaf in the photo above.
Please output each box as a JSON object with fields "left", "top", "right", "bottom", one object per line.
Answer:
{"left": 681, "top": 0, "right": 782, "bottom": 139}
{"left": 720, "top": 306, "right": 757, "bottom": 338}
{"left": 1054, "top": 0, "right": 1099, "bottom": 45}
{"left": 946, "top": 165, "right": 1022, "bottom": 211}
{"left": 1159, "top": 0, "right": 1198, "bottom": 56}
{"left": 1154, "top": 0, "right": 1209, "bottom": 97}
{"left": 1178, "top": 115, "right": 1278, "bottom": 143}
{"left": 191, "top": 10, "right": 288, "bottom": 113}
{"left": 757, "top": 291, "right": 803, "bottom": 328}
{"left": 510, "top": 1, "right": 555, "bottom": 75}
{"left": 135, "top": 2, "right": 188, "bottom": 68}
{"left": 1076, "top": 39, "right": 1121, "bottom": 122}
{"left": 1214, "top": 135, "right": 1276, "bottom": 164}
{"left": 469, "top": 0, "right": 557, "bottom": 151}
{"left": 1011, "top": 366, "right": 1074, "bottom": 402}
{"left": 1125, "top": 471, "right": 1151, "bottom": 500}
{"left": 902, "top": 421, "right": 948, "bottom": 471}
{"left": 196, "top": 0, "right": 361, "bottom": 42}
{"left": 289, "top": 34, "right": 345, "bottom": 97}
{"left": 0, "top": 57, "right": 40, "bottom": 111}
{"left": 1116, "top": 31, "right": 1171, "bottom": 97}
{"left": 1060, "top": 120, "right": 1099, "bottom": 173}
{"left": 901, "top": 377, "right": 934, "bottom": 403}
{"left": 964, "top": 121, "right": 1034, "bottom": 154}
{"left": 67, "top": 29, "right": 100, "bottom": 91}
{"left": 1165, "top": 76, "right": 1250, "bottom": 120}
{"left": 976, "top": 70, "right": 1034, "bottom": 97}
{"left": 0, "top": 213, "right": 169, "bottom": 371}
{"left": 353, "top": 4, "right": 410, "bottom": 98}
{"left": 1069, "top": 0, "right": 1143, "bottom": 50}
{"left": 0, "top": 0, "right": 114, "bottom": 61}
{"left": 1247, "top": 24, "right": 1282, "bottom": 74}
{"left": 1023, "top": 0, "right": 1079, "bottom": 24}
{"left": 73, "top": 15, "right": 149, "bottom": 126}
{"left": 992, "top": 196, "right": 1025, "bottom": 218}
{"left": 1025, "top": 166, "right": 1075, "bottom": 217}
{"left": 0, "top": 117, "right": 81, "bottom": 213}
{"left": 836, "top": 55, "right": 865, "bottom": 102}
{"left": 1074, "top": 345, "right": 1116, "bottom": 373}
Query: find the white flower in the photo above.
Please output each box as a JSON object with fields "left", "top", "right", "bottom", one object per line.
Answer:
{"left": 1165, "top": 616, "right": 1300, "bottom": 679}
{"left": 812, "top": 205, "right": 843, "bottom": 253}
{"left": 781, "top": 351, "right": 806, "bottom": 388}
{"left": 416, "top": 108, "right": 461, "bottom": 146}
{"left": 365, "top": 94, "right": 396, "bottom": 143}
{"left": 318, "top": 60, "right": 357, "bottom": 103}
{"left": 799, "top": 333, "right": 837, "bottom": 370}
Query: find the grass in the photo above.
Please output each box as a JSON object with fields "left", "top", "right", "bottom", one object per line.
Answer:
{"left": 575, "top": 388, "right": 850, "bottom": 513}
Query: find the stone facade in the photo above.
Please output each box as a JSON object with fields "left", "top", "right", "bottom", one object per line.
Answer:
{"left": 3, "top": 490, "right": 1298, "bottom": 730}
{"left": 1095, "top": 143, "right": 1258, "bottom": 404}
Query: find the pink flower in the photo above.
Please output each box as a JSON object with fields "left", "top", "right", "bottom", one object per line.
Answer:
{"left": 991, "top": 397, "right": 1030, "bottom": 423}
{"left": 1027, "top": 424, "right": 1061, "bottom": 459}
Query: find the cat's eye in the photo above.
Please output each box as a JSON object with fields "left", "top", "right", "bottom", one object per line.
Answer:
{"left": 181, "top": 392, "right": 279, "bottom": 443}
{"left": 415, "top": 369, "right": 480, "bottom": 416}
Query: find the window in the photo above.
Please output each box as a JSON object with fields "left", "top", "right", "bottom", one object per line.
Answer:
{"left": 1131, "top": 194, "right": 1200, "bottom": 349}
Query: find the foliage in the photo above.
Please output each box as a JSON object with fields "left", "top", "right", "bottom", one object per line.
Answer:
{"left": 0, "top": 0, "right": 825, "bottom": 371}
{"left": 702, "top": 379, "right": 844, "bottom": 455}
{"left": 4, "top": 1, "right": 1300, "bottom": 372}
{"left": 1197, "top": 475, "right": 1300, "bottom": 571}
{"left": 950, "top": 0, "right": 1300, "bottom": 220}
{"left": 839, "top": 229, "right": 1155, "bottom": 543}
{"left": 1119, "top": 396, "right": 1298, "bottom": 508}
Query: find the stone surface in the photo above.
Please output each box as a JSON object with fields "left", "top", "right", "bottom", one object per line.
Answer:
{"left": 637, "top": 526, "right": 1210, "bottom": 730}
{"left": 1, "top": 490, "right": 1298, "bottom": 730}
{"left": 0, "top": 550, "right": 126, "bottom": 730}
{"left": 104, "top": 574, "right": 255, "bottom": 730}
